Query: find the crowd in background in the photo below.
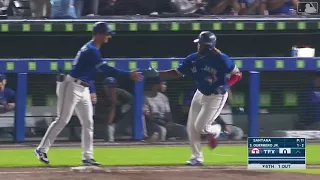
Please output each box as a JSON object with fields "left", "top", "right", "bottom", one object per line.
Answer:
{"left": 0, "top": 0, "right": 311, "bottom": 19}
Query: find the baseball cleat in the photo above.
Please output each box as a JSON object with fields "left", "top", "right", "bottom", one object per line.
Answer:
{"left": 186, "top": 159, "right": 203, "bottom": 166}
{"left": 34, "top": 149, "right": 50, "bottom": 165}
{"left": 208, "top": 134, "right": 218, "bottom": 149}
{"left": 81, "top": 159, "right": 101, "bottom": 166}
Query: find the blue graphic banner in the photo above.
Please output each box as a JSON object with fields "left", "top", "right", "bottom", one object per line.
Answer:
{"left": 0, "top": 57, "right": 320, "bottom": 73}
{"left": 247, "top": 138, "right": 306, "bottom": 169}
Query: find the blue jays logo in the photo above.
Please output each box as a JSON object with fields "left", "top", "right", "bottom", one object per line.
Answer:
{"left": 205, "top": 76, "right": 217, "bottom": 85}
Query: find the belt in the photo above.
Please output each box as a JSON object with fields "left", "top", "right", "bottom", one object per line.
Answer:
{"left": 56, "top": 74, "right": 89, "bottom": 87}
{"left": 202, "top": 88, "right": 227, "bottom": 96}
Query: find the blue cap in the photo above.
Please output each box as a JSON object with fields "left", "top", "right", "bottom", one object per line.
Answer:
{"left": 92, "top": 22, "right": 115, "bottom": 36}
{"left": 0, "top": 74, "right": 6, "bottom": 81}
{"left": 103, "top": 77, "right": 118, "bottom": 86}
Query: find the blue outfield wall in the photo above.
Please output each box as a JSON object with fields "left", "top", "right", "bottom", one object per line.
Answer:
{"left": 3, "top": 57, "right": 319, "bottom": 142}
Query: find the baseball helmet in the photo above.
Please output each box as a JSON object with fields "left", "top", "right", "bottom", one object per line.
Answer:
{"left": 103, "top": 77, "right": 118, "bottom": 87}
{"left": 0, "top": 74, "right": 6, "bottom": 82}
{"left": 193, "top": 31, "right": 217, "bottom": 50}
{"left": 92, "top": 22, "right": 115, "bottom": 36}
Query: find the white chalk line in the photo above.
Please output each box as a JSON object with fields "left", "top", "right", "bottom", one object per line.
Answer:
{"left": 0, "top": 171, "right": 68, "bottom": 174}
{"left": 0, "top": 166, "right": 246, "bottom": 174}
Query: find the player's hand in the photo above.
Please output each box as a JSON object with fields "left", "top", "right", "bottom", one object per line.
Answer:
{"left": 91, "top": 93, "right": 97, "bottom": 105}
{"left": 130, "top": 71, "right": 143, "bottom": 81}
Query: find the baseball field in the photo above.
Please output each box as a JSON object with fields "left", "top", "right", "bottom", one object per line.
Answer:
{"left": 0, "top": 143, "right": 319, "bottom": 180}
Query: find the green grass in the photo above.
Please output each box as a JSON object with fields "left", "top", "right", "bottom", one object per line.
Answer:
{"left": 0, "top": 144, "right": 319, "bottom": 173}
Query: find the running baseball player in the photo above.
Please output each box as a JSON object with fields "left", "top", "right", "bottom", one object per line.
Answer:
{"left": 157, "top": 31, "right": 242, "bottom": 166}
{"left": 35, "top": 22, "right": 142, "bottom": 166}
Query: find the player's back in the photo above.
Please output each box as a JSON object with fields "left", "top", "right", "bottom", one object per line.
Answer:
{"left": 70, "top": 41, "right": 99, "bottom": 82}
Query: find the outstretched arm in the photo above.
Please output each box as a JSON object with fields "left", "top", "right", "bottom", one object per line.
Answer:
{"left": 91, "top": 50, "right": 142, "bottom": 81}
{"left": 159, "top": 70, "right": 181, "bottom": 79}
{"left": 159, "top": 54, "right": 194, "bottom": 79}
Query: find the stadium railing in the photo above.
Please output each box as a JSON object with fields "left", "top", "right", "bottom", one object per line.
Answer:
{"left": 0, "top": 57, "right": 319, "bottom": 142}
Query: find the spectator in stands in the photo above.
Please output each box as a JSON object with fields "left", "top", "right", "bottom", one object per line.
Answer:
{"left": 50, "top": 0, "right": 77, "bottom": 18}
{"left": 0, "top": 74, "right": 15, "bottom": 138}
{"left": 95, "top": 77, "right": 134, "bottom": 142}
{"left": 237, "top": 0, "right": 267, "bottom": 15}
{"left": 206, "top": 0, "right": 240, "bottom": 15}
{"left": 82, "top": 0, "right": 99, "bottom": 16}
{"left": 266, "top": 0, "right": 299, "bottom": 15}
{"left": 215, "top": 90, "right": 244, "bottom": 140}
{"left": 29, "top": 0, "right": 51, "bottom": 17}
{"left": 98, "top": 0, "right": 143, "bottom": 15}
{"left": 298, "top": 72, "right": 320, "bottom": 130}
{"left": 144, "top": 77, "right": 188, "bottom": 141}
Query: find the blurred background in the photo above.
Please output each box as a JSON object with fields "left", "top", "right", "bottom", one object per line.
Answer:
{"left": 0, "top": 0, "right": 320, "bottom": 143}
{"left": 0, "top": 0, "right": 317, "bottom": 18}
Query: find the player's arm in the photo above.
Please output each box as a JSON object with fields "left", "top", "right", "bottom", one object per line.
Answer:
{"left": 91, "top": 50, "right": 141, "bottom": 80}
{"left": 222, "top": 54, "right": 242, "bottom": 87}
{"left": 159, "top": 54, "right": 194, "bottom": 79}
{"left": 6, "top": 89, "right": 15, "bottom": 111}
{"left": 88, "top": 81, "right": 97, "bottom": 105}
{"left": 143, "top": 98, "right": 153, "bottom": 121}
{"left": 163, "top": 94, "right": 173, "bottom": 123}
{"left": 0, "top": 90, "right": 15, "bottom": 113}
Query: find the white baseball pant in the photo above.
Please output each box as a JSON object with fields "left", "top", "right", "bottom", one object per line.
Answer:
{"left": 187, "top": 90, "right": 228, "bottom": 162}
{"left": 37, "top": 75, "right": 94, "bottom": 160}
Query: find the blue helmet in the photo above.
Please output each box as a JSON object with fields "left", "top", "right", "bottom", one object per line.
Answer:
{"left": 193, "top": 31, "right": 217, "bottom": 50}
{"left": 92, "top": 22, "right": 115, "bottom": 36}
{"left": 0, "top": 74, "right": 6, "bottom": 82}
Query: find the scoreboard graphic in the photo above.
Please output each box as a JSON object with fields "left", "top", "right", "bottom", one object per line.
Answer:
{"left": 247, "top": 138, "right": 306, "bottom": 170}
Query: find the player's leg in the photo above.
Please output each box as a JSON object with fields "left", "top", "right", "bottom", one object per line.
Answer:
{"left": 36, "top": 81, "right": 80, "bottom": 164}
{"left": 186, "top": 90, "right": 203, "bottom": 165}
{"left": 74, "top": 87, "right": 100, "bottom": 166}
{"left": 194, "top": 92, "right": 228, "bottom": 149}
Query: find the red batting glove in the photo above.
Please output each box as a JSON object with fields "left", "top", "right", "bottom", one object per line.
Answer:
{"left": 227, "top": 73, "right": 242, "bottom": 86}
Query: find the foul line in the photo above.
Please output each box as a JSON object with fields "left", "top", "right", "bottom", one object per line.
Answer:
{"left": 0, "top": 166, "right": 247, "bottom": 174}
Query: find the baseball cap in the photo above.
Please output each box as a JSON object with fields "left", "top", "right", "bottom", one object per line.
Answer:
{"left": 0, "top": 74, "right": 6, "bottom": 81}
{"left": 92, "top": 22, "right": 115, "bottom": 36}
{"left": 103, "top": 77, "right": 118, "bottom": 87}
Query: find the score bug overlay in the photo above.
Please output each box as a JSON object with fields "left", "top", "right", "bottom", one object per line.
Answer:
{"left": 247, "top": 138, "right": 306, "bottom": 170}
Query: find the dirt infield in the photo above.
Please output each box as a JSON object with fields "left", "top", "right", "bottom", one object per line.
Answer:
{"left": 0, "top": 166, "right": 319, "bottom": 180}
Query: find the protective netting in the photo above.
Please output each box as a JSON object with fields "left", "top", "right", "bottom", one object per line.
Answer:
{"left": 0, "top": 71, "right": 318, "bottom": 142}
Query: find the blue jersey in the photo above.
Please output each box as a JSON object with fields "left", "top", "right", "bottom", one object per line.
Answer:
{"left": 0, "top": 88, "right": 15, "bottom": 104}
{"left": 70, "top": 40, "right": 130, "bottom": 91}
{"left": 176, "top": 52, "right": 235, "bottom": 95}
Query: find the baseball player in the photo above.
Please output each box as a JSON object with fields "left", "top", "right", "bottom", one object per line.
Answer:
{"left": 35, "top": 22, "right": 142, "bottom": 166}
{"left": 157, "top": 31, "right": 242, "bottom": 166}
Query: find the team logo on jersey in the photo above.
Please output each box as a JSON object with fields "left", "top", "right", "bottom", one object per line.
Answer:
{"left": 205, "top": 76, "right": 217, "bottom": 84}
{"left": 202, "top": 66, "right": 217, "bottom": 75}
{"left": 190, "top": 67, "right": 197, "bottom": 73}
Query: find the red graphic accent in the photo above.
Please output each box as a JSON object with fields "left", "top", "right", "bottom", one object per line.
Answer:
{"left": 249, "top": 148, "right": 261, "bottom": 154}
